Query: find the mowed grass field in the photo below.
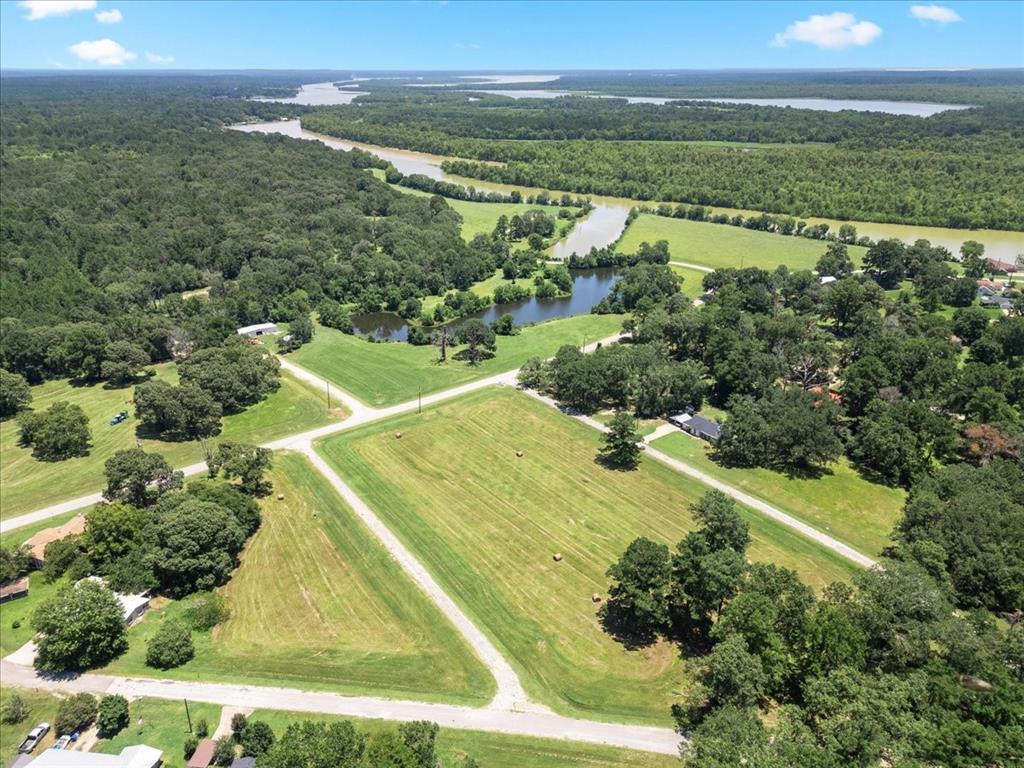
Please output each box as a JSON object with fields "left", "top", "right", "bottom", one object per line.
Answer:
{"left": 103, "top": 453, "right": 492, "bottom": 705}
{"left": 96, "top": 698, "right": 221, "bottom": 768}
{"left": 619, "top": 214, "right": 868, "bottom": 272}
{"left": 319, "top": 388, "right": 859, "bottom": 724}
{"left": 0, "top": 368, "right": 340, "bottom": 521}
{"left": 286, "top": 314, "right": 625, "bottom": 407}
{"left": 249, "top": 708, "right": 680, "bottom": 768}
{"left": 652, "top": 433, "right": 904, "bottom": 556}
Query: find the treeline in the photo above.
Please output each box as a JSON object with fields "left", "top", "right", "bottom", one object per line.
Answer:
{"left": 302, "top": 98, "right": 1024, "bottom": 229}
{"left": 0, "top": 76, "right": 525, "bottom": 384}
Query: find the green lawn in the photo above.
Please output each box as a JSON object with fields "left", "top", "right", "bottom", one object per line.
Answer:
{"left": 0, "top": 573, "right": 67, "bottom": 656}
{"left": 620, "top": 214, "right": 868, "bottom": 272}
{"left": 249, "top": 708, "right": 680, "bottom": 768}
{"left": 286, "top": 314, "right": 625, "bottom": 407}
{"left": 317, "top": 388, "right": 858, "bottom": 725}
{"left": 102, "top": 453, "right": 492, "bottom": 706}
{"left": 651, "top": 432, "right": 904, "bottom": 556}
{"left": 95, "top": 698, "right": 221, "bottom": 768}
{"left": 668, "top": 264, "right": 710, "bottom": 298}
{"left": 0, "top": 368, "right": 341, "bottom": 521}
{"left": 0, "top": 687, "right": 61, "bottom": 763}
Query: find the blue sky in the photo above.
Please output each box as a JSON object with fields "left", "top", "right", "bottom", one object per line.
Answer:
{"left": 1, "top": 1, "right": 1021, "bottom": 70}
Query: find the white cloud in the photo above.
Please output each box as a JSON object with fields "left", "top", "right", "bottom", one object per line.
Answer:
{"left": 910, "top": 5, "right": 962, "bottom": 24}
{"left": 94, "top": 8, "right": 122, "bottom": 23}
{"left": 19, "top": 1, "right": 96, "bottom": 20}
{"left": 68, "top": 38, "right": 136, "bottom": 65}
{"left": 772, "top": 12, "right": 883, "bottom": 49}
{"left": 145, "top": 51, "right": 174, "bottom": 64}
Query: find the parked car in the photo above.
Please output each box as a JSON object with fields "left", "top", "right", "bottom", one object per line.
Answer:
{"left": 52, "top": 736, "right": 71, "bottom": 750}
{"left": 110, "top": 410, "right": 128, "bottom": 425}
{"left": 18, "top": 722, "right": 50, "bottom": 753}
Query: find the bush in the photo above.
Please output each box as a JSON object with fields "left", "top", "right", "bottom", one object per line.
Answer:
{"left": 1, "top": 693, "right": 28, "bottom": 725}
{"left": 180, "top": 591, "right": 231, "bottom": 631}
{"left": 97, "top": 695, "right": 130, "bottom": 736}
{"left": 240, "top": 720, "right": 275, "bottom": 757}
{"left": 184, "top": 735, "right": 199, "bottom": 759}
{"left": 55, "top": 693, "right": 97, "bottom": 735}
{"left": 195, "top": 718, "right": 210, "bottom": 738}
{"left": 231, "top": 712, "right": 248, "bottom": 740}
{"left": 145, "top": 619, "right": 195, "bottom": 669}
{"left": 212, "top": 737, "right": 236, "bottom": 767}
{"left": 41, "top": 537, "right": 83, "bottom": 583}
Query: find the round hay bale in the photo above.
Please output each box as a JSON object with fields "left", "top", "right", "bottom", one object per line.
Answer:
{"left": 395, "top": 431, "right": 402, "bottom": 439}
{"left": 516, "top": 450, "right": 524, "bottom": 458}
{"left": 592, "top": 593, "right": 602, "bottom": 603}
{"left": 553, "top": 553, "right": 563, "bottom": 562}
{"left": 276, "top": 494, "right": 285, "bottom": 501}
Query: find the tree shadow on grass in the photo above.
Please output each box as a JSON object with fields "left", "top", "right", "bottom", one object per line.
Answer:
{"left": 451, "top": 348, "right": 495, "bottom": 365}
{"left": 598, "top": 601, "right": 662, "bottom": 651}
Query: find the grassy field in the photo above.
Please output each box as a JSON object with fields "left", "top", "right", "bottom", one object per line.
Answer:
{"left": 669, "top": 264, "right": 711, "bottom": 298}
{"left": 249, "top": 708, "right": 680, "bottom": 768}
{"left": 651, "top": 432, "right": 904, "bottom": 556}
{"left": 0, "top": 368, "right": 341, "bottom": 521}
{"left": 0, "top": 686, "right": 61, "bottom": 762}
{"left": 102, "top": 453, "right": 492, "bottom": 705}
{"left": 619, "top": 214, "right": 868, "bottom": 272}
{"left": 286, "top": 314, "right": 625, "bottom": 407}
{"left": 96, "top": 698, "right": 221, "bottom": 768}
{"left": 318, "top": 388, "right": 858, "bottom": 724}
{"left": 0, "top": 573, "right": 66, "bottom": 656}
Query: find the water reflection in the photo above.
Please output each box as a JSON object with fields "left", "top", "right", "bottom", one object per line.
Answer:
{"left": 351, "top": 268, "right": 619, "bottom": 341}
{"left": 252, "top": 81, "right": 361, "bottom": 106}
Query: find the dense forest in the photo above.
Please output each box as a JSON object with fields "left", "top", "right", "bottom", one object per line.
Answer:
{"left": 303, "top": 88, "right": 1024, "bottom": 229}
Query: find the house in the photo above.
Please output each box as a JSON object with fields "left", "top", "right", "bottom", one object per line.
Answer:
{"left": 186, "top": 740, "right": 217, "bottom": 768}
{"left": 23, "top": 745, "right": 161, "bottom": 768}
{"left": 981, "top": 294, "right": 1013, "bottom": 312}
{"left": 23, "top": 516, "right": 87, "bottom": 566}
{"left": 236, "top": 323, "right": 279, "bottom": 338}
{"left": 818, "top": 275, "right": 837, "bottom": 285}
{"left": 0, "top": 577, "right": 29, "bottom": 604}
{"left": 985, "top": 257, "right": 1017, "bottom": 275}
{"left": 80, "top": 577, "right": 150, "bottom": 626}
{"left": 976, "top": 279, "right": 1005, "bottom": 294}
{"left": 5, "top": 755, "right": 34, "bottom": 768}
{"left": 668, "top": 412, "right": 722, "bottom": 443}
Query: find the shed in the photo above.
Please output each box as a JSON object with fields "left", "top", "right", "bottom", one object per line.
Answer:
{"left": 230, "top": 759, "right": 256, "bottom": 768}
{"left": 186, "top": 740, "right": 217, "bottom": 768}
{"left": 818, "top": 275, "right": 837, "bottom": 285}
{"left": 668, "top": 412, "right": 722, "bottom": 443}
{"left": 23, "top": 515, "right": 86, "bottom": 565}
{"left": 236, "top": 323, "right": 279, "bottom": 338}
{"left": 0, "top": 577, "right": 29, "bottom": 604}
{"left": 80, "top": 577, "right": 150, "bottom": 626}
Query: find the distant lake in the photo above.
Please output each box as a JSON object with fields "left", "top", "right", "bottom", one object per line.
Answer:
{"left": 252, "top": 81, "right": 361, "bottom": 106}
{"left": 351, "top": 268, "right": 620, "bottom": 341}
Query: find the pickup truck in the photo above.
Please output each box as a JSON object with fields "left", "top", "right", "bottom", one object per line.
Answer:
{"left": 18, "top": 722, "right": 49, "bottom": 753}
{"left": 110, "top": 410, "right": 129, "bottom": 425}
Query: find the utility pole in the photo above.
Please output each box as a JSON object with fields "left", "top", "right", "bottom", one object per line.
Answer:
{"left": 184, "top": 699, "right": 193, "bottom": 733}
{"left": 326, "top": 380, "right": 331, "bottom": 410}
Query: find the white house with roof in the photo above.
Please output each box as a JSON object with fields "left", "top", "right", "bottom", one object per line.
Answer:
{"left": 23, "top": 745, "right": 161, "bottom": 768}
{"left": 80, "top": 577, "right": 150, "bottom": 626}
{"left": 236, "top": 322, "right": 279, "bottom": 338}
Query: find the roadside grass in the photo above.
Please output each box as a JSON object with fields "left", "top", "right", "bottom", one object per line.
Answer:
{"left": 0, "top": 510, "right": 80, "bottom": 543}
{"left": 95, "top": 698, "right": 221, "bottom": 768}
{"left": 286, "top": 314, "right": 625, "bottom": 407}
{"left": 0, "top": 686, "right": 61, "bottom": 762}
{"left": 651, "top": 432, "right": 903, "bottom": 556}
{"left": 318, "top": 387, "right": 859, "bottom": 725}
{"left": 248, "top": 707, "right": 680, "bottom": 768}
{"left": 102, "top": 453, "right": 492, "bottom": 706}
{"left": 0, "top": 573, "right": 65, "bottom": 656}
{"left": 0, "top": 369, "right": 340, "bottom": 521}
{"left": 619, "top": 214, "right": 868, "bottom": 272}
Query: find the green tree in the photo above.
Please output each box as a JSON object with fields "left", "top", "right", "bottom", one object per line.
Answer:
{"left": 150, "top": 497, "right": 245, "bottom": 596}
{"left": 599, "top": 411, "right": 642, "bottom": 469}
{"left": 397, "top": 721, "right": 438, "bottom": 768}
{"left": 960, "top": 240, "right": 987, "bottom": 279}
{"left": 0, "top": 693, "right": 28, "bottom": 725}
{"left": 32, "top": 579, "right": 127, "bottom": 672}
{"left": 603, "top": 537, "right": 671, "bottom": 643}
{"left": 363, "top": 730, "right": 418, "bottom": 768}
{"left": 17, "top": 400, "right": 91, "bottom": 460}
{"left": 103, "top": 448, "right": 183, "bottom": 507}
{"left": 0, "top": 368, "right": 31, "bottom": 418}
{"left": 146, "top": 619, "right": 195, "bottom": 669}
{"left": 490, "top": 313, "right": 518, "bottom": 336}
{"left": 259, "top": 721, "right": 366, "bottom": 768}
{"left": 178, "top": 339, "right": 280, "bottom": 413}
{"left": 101, "top": 341, "right": 150, "bottom": 386}
{"left": 455, "top": 318, "right": 496, "bottom": 366}
{"left": 208, "top": 441, "right": 273, "bottom": 496}
{"left": 97, "top": 695, "right": 130, "bottom": 736}
{"left": 815, "top": 242, "right": 855, "bottom": 279}
{"left": 55, "top": 693, "right": 98, "bottom": 735}
{"left": 317, "top": 299, "right": 353, "bottom": 333}
{"left": 240, "top": 720, "right": 276, "bottom": 757}
{"left": 212, "top": 737, "right": 236, "bottom": 767}
{"left": 952, "top": 305, "right": 993, "bottom": 346}
{"left": 83, "top": 501, "right": 147, "bottom": 570}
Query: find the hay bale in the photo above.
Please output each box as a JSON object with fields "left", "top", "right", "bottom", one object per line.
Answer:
{"left": 516, "top": 450, "right": 524, "bottom": 458}
{"left": 553, "top": 553, "right": 563, "bottom": 562}
{"left": 395, "top": 431, "right": 402, "bottom": 439}
{"left": 276, "top": 494, "right": 285, "bottom": 501}
{"left": 592, "top": 593, "right": 602, "bottom": 603}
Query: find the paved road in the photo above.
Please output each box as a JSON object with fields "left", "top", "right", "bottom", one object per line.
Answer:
{"left": 669, "top": 260, "right": 714, "bottom": 273}
{"left": 0, "top": 662, "right": 680, "bottom": 755}
{"left": 519, "top": 388, "right": 876, "bottom": 569}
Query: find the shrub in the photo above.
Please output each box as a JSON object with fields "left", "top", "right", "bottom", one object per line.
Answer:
{"left": 231, "top": 712, "right": 248, "bottom": 740}
{"left": 184, "top": 735, "right": 199, "bottom": 759}
{"left": 240, "top": 720, "right": 275, "bottom": 757}
{"left": 180, "top": 591, "right": 231, "bottom": 631}
{"left": 55, "top": 693, "right": 97, "bottom": 735}
{"left": 1, "top": 693, "right": 28, "bottom": 725}
{"left": 145, "top": 619, "right": 195, "bottom": 669}
{"left": 195, "top": 718, "right": 210, "bottom": 738}
{"left": 212, "top": 737, "right": 236, "bottom": 767}
{"left": 97, "top": 695, "right": 130, "bottom": 736}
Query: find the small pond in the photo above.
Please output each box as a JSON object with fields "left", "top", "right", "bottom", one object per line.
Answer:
{"left": 351, "top": 268, "right": 619, "bottom": 341}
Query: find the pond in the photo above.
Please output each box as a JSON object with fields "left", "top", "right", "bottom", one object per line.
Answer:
{"left": 251, "top": 81, "right": 361, "bottom": 106}
{"left": 351, "top": 268, "right": 620, "bottom": 341}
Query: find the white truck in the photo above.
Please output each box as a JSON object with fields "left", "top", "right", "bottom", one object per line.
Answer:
{"left": 18, "top": 722, "right": 50, "bottom": 753}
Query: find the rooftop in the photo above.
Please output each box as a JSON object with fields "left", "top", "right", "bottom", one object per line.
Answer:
{"left": 23, "top": 515, "right": 87, "bottom": 562}
{"left": 24, "top": 745, "right": 161, "bottom": 768}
